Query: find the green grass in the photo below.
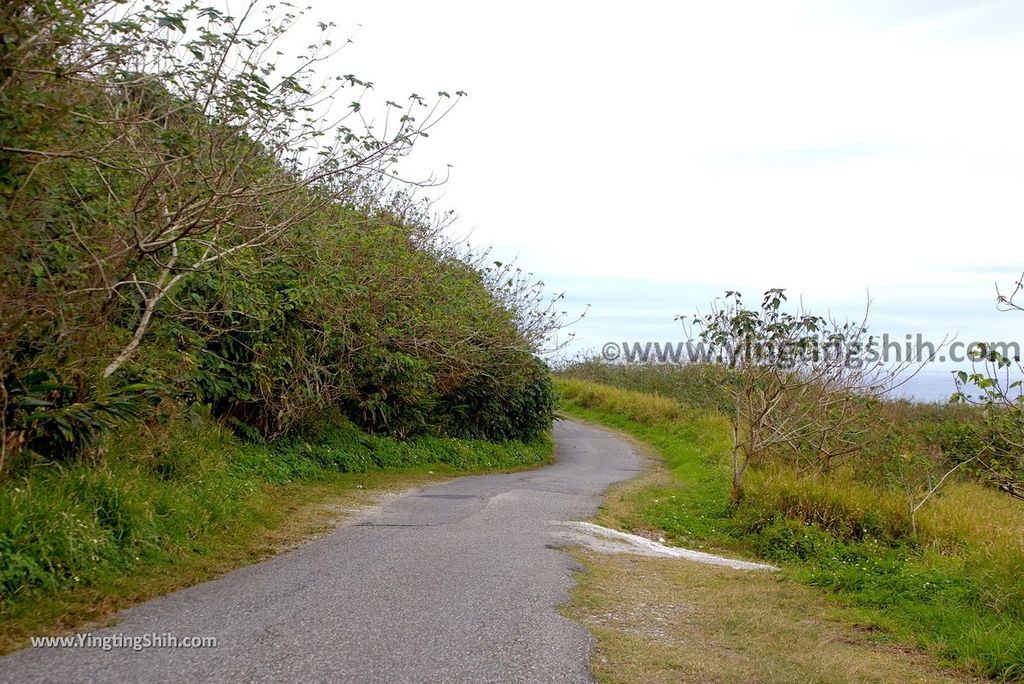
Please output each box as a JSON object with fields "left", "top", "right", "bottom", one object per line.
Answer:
{"left": 0, "top": 412, "right": 552, "bottom": 652}
{"left": 555, "top": 385, "right": 732, "bottom": 543}
{"left": 557, "top": 377, "right": 1024, "bottom": 680}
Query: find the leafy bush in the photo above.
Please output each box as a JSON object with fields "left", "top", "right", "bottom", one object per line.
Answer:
{"left": 2, "top": 370, "right": 152, "bottom": 467}
{"left": 0, "top": 1, "right": 563, "bottom": 468}
{"left": 441, "top": 356, "right": 556, "bottom": 441}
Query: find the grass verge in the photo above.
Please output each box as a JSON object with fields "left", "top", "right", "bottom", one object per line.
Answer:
{"left": 566, "top": 548, "right": 981, "bottom": 683}
{"left": 0, "top": 413, "right": 552, "bottom": 653}
{"left": 557, "top": 377, "right": 1022, "bottom": 680}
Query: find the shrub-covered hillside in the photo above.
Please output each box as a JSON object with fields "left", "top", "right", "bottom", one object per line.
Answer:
{"left": 0, "top": 0, "right": 561, "bottom": 475}
{"left": 0, "top": 0, "right": 563, "bottom": 641}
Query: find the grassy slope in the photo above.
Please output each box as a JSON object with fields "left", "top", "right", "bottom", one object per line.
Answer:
{"left": 566, "top": 550, "right": 981, "bottom": 684}
{"left": 0, "top": 415, "right": 552, "bottom": 653}
{"left": 557, "top": 377, "right": 1023, "bottom": 681}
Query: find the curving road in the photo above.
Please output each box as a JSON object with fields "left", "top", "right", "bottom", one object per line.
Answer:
{"left": 0, "top": 420, "right": 643, "bottom": 683}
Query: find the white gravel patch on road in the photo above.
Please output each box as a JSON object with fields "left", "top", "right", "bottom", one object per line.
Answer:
{"left": 553, "top": 521, "right": 778, "bottom": 571}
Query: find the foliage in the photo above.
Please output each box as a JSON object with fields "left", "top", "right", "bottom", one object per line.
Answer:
{"left": 439, "top": 356, "right": 557, "bottom": 441}
{"left": 951, "top": 272, "right": 1024, "bottom": 500}
{"left": 557, "top": 377, "right": 1024, "bottom": 679}
{"left": 0, "top": 0, "right": 562, "bottom": 471}
{"left": 2, "top": 369, "right": 152, "bottom": 470}
{"left": 682, "top": 289, "right": 900, "bottom": 499}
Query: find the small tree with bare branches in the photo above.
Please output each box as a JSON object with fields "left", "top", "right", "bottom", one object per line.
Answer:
{"left": 683, "top": 289, "right": 912, "bottom": 501}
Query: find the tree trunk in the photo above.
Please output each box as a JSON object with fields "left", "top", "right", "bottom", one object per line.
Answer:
{"left": 102, "top": 256, "right": 183, "bottom": 378}
{"left": 102, "top": 290, "right": 161, "bottom": 378}
{"left": 731, "top": 422, "right": 744, "bottom": 502}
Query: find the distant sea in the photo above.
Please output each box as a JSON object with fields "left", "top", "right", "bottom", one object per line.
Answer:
{"left": 892, "top": 368, "right": 959, "bottom": 403}
{"left": 892, "top": 367, "right": 1023, "bottom": 403}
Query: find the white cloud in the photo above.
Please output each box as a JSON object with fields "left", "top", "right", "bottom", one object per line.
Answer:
{"left": 298, "top": 0, "right": 1024, "bottom": 350}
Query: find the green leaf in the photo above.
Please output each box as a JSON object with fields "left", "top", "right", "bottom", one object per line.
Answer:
{"left": 157, "top": 14, "right": 187, "bottom": 32}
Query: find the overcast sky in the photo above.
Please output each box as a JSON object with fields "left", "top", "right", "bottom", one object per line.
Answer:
{"left": 304, "top": 0, "right": 1023, "bottom": 362}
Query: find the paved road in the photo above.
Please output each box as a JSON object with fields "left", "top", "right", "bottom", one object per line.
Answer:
{"left": 0, "top": 420, "right": 643, "bottom": 683}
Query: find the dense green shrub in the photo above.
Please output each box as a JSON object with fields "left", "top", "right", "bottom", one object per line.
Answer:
{"left": 0, "top": 1, "right": 561, "bottom": 469}
{"left": 440, "top": 356, "right": 556, "bottom": 441}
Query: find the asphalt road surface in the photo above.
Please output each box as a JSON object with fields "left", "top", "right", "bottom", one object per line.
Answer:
{"left": 0, "top": 419, "right": 643, "bottom": 683}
